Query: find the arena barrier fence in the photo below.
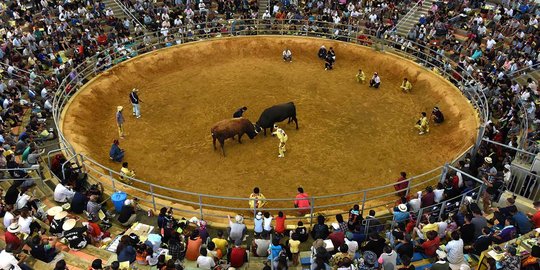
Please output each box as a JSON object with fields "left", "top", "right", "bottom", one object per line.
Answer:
{"left": 52, "top": 19, "right": 527, "bottom": 226}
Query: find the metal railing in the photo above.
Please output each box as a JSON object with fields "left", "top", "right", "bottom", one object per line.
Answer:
{"left": 51, "top": 19, "right": 501, "bottom": 226}
{"left": 111, "top": 0, "right": 146, "bottom": 29}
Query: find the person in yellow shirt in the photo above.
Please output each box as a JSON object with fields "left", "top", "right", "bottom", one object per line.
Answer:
{"left": 400, "top": 78, "right": 412, "bottom": 93}
{"left": 248, "top": 187, "right": 267, "bottom": 209}
{"left": 415, "top": 112, "right": 429, "bottom": 135}
{"left": 289, "top": 233, "right": 301, "bottom": 266}
{"left": 212, "top": 230, "right": 229, "bottom": 257}
{"left": 120, "top": 162, "right": 135, "bottom": 184}
{"left": 272, "top": 124, "right": 288, "bottom": 158}
{"left": 356, "top": 69, "right": 366, "bottom": 83}
{"left": 414, "top": 216, "right": 439, "bottom": 240}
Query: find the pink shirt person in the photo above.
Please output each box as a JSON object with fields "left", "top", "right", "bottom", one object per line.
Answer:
{"left": 294, "top": 187, "right": 310, "bottom": 214}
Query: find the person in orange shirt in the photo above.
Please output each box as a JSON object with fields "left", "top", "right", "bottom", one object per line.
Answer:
{"left": 528, "top": 201, "right": 540, "bottom": 228}
{"left": 185, "top": 230, "right": 203, "bottom": 261}
{"left": 275, "top": 211, "right": 286, "bottom": 236}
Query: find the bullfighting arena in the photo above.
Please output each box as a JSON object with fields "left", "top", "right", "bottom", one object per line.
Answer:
{"left": 61, "top": 36, "right": 478, "bottom": 212}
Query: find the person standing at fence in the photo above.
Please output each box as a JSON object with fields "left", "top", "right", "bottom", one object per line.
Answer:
{"left": 394, "top": 172, "right": 409, "bottom": 197}
{"left": 129, "top": 88, "right": 141, "bottom": 119}
{"left": 116, "top": 106, "right": 125, "bottom": 138}
{"left": 248, "top": 187, "right": 266, "bottom": 209}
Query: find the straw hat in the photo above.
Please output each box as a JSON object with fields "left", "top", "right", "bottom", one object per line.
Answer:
{"left": 235, "top": 215, "right": 244, "bottom": 223}
{"left": 117, "top": 106, "right": 123, "bottom": 111}
{"left": 62, "top": 219, "right": 77, "bottom": 231}
{"left": 7, "top": 223, "right": 20, "bottom": 233}
{"left": 46, "top": 206, "right": 63, "bottom": 217}
{"left": 484, "top": 157, "right": 492, "bottom": 164}
{"left": 54, "top": 211, "right": 68, "bottom": 220}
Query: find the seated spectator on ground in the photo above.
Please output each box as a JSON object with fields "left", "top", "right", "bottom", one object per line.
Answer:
{"left": 358, "top": 250, "right": 377, "bottom": 270}
{"left": 510, "top": 207, "right": 533, "bottom": 235}
{"left": 389, "top": 203, "right": 410, "bottom": 224}
{"left": 492, "top": 217, "right": 517, "bottom": 244}
{"left": 379, "top": 245, "right": 398, "bottom": 270}
{"left": 528, "top": 201, "right": 540, "bottom": 228}
{"left": 291, "top": 221, "right": 309, "bottom": 242}
{"left": 168, "top": 232, "right": 186, "bottom": 262}
{"left": 421, "top": 186, "right": 435, "bottom": 207}
{"left": 365, "top": 210, "right": 383, "bottom": 233}
{"left": 331, "top": 244, "right": 353, "bottom": 267}
{"left": 116, "top": 235, "right": 136, "bottom": 263}
{"left": 196, "top": 248, "right": 215, "bottom": 269}
{"left": 50, "top": 211, "right": 68, "bottom": 236}
{"left": 446, "top": 231, "right": 465, "bottom": 268}
{"left": 414, "top": 216, "right": 439, "bottom": 240}
{"left": 186, "top": 230, "right": 203, "bottom": 261}
{"left": 206, "top": 242, "right": 220, "bottom": 261}
{"left": 362, "top": 232, "right": 386, "bottom": 257}
{"left": 398, "top": 255, "right": 415, "bottom": 270}
{"left": 328, "top": 223, "right": 345, "bottom": 251}
{"left": 499, "top": 246, "right": 520, "bottom": 269}
{"left": 118, "top": 199, "right": 138, "bottom": 227}
{"left": 29, "top": 235, "right": 58, "bottom": 263}
{"left": 345, "top": 232, "right": 359, "bottom": 257}
{"left": 53, "top": 182, "right": 76, "bottom": 203}
{"left": 212, "top": 230, "right": 229, "bottom": 257}
{"left": 0, "top": 244, "right": 32, "bottom": 270}
{"left": 431, "top": 250, "right": 450, "bottom": 270}
{"left": 467, "top": 226, "right": 492, "bottom": 255}
{"left": 396, "top": 234, "right": 414, "bottom": 260}
{"left": 63, "top": 219, "right": 89, "bottom": 250}
{"left": 86, "top": 195, "right": 102, "bottom": 222}
{"left": 228, "top": 239, "right": 248, "bottom": 268}
{"left": 311, "top": 215, "right": 330, "bottom": 240}
{"left": 70, "top": 191, "right": 88, "bottom": 214}
{"left": 227, "top": 214, "right": 247, "bottom": 244}
{"left": 460, "top": 214, "right": 476, "bottom": 245}
{"left": 5, "top": 223, "right": 24, "bottom": 254}
{"left": 275, "top": 211, "right": 286, "bottom": 236}
{"left": 84, "top": 219, "right": 111, "bottom": 246}
{"left": 417, "top": 230, "right": 440, "bottom": 258}
{"left": 252, "top": 231, "right": 270, "bottom": 257}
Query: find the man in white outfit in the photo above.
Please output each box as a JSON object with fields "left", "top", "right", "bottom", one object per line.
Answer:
{"left": 283, "top": 48, "right": 292, "bottom": 62}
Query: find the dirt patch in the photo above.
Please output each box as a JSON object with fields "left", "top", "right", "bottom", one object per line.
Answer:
{"left": 62, "top": 36, "right": 478, "bottom": 212}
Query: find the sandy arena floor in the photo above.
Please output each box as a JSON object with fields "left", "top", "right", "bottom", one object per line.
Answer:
{"left": 62, "top": 36, "right": 478, "bottom": 211}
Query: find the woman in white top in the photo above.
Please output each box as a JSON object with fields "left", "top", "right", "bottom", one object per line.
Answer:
{"left": 263, "top": 212, "right": 273, "bottom": 233}
{"left": 18, "top": 208, "right": 33, "bottom": 234}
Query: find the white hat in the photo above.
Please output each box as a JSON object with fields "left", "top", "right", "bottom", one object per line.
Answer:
{"left": 504, "top": 164, "right": 511, "bottom": 170}
{"left": 331, "top": 222, "right": 340, "bottom": 230}
{"left": 398, "top": 204, "right": 408, "bottom": 212}
{"left": 7, "top": 223, "right": 20, "bottom": 233}
{"left": 117, "top": 106, "right": 123, "bottom": 111}
{"left": 436, "top": 250, "right": 447, "bottom": 259}
{"left": 62, "top": 219, "right": 77, "bottom": 231}
{"left": 484, "top": 157, "right": 492, "bottom": 164}
{"left": 235, "top": 215, "right": 244, "bottom": 223}
{"left": 54, "top": 211, "right": 68, "bottom": 220}
{"left": 256, "top": 212, "right": 263, "bottom": 219}
{"left": 124, "top": 199, "right": 132, "bottom": 206}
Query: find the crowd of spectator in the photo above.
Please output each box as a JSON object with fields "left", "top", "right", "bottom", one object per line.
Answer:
{"left": 0, "top": 0, "right": 538, "bottom": 268}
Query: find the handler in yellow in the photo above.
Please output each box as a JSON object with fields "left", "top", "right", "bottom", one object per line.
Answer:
{"left": 248, "top": 187, "right": 267, "bottom": 209}
{"left": 120, "top": 162, "right": 135, "bottom": 184}
{"left": 356, "top": 69, "right": 366, "bottom": 83}
{"left": 272, "top": 124, "right": 288, "bottom": 158}
{"left": 400, "top": 78, "right": 412, "bottom": 93}
{"left": 415, "top": 112, "right": 429, "bottom": 135}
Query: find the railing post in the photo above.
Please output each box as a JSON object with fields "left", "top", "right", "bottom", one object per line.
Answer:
{"left": 438, "top": 202, "right": 446, "bottom": 220}
{"left": 149, "top": 184, "right": 157, "bottom": 211}
{"left": 360, "top": 191, "right": 367, "bottom": 215}
{"left": 474, "top": 125, "right": 486, "bottom": 152}
{"left": 309, "top": 197, "right": 315, "bottom": 228}
{"left": 405, "top": 177, "right": 412, "bottom": 197}
{"left": 198, "top": 194, "right": 204, "bottom": 220}
{"left": 439, "top": 163, "right": 449, "bottom": 184}
{"left": 109, "top": 171, "right": 116, "bottom": 191}
{"left": 416, "top": 208, "right": 423, "bottom": 227}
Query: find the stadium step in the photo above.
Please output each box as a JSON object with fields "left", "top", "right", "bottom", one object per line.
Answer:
{"left": 396, "top": 0, "right": 436, "bottom": 37}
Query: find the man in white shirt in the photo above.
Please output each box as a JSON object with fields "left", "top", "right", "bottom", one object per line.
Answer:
{"left": 344, "top": 233, "right": 358, "bottom": 256}
{"left": 446, "top": 231, "right": 465, "bottom": 267}
{"left": 486, "top": 37, "right": 496, "bottom": 51}
{"left": 282, "top": 48, "right": 292, "bottom": 62}
{"left": 196, "top": 249, "right": 216, "bottom": 269}
{"left": 54, "top": 183, "right": 76, "bottom": 203}
{"left": 0, "top": 246, "right": 29, "bottom": 270}
{"left": 369, "top": 72, "right": 381, "bottom": 88}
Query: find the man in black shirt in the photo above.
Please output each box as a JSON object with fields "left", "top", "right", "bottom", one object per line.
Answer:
{"left": 460, "top": 214, "right": 476, "bottom": 245}
{"left": 62, "top": 219, "right": 88, "bottom": 250}
{"left": 118, "top": 199, "right": 137, "bottom": 227}
{"left": 470, "top": 227, "right": 492, "bottom": 255}
{"left": 29, "top": 235, "right": 58, "bottom": 263}
{"left": 396, "top": 234, "right": 414, "bottom": 260}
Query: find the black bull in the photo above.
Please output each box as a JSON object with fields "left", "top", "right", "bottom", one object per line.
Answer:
{"left": 255, "top": 102, "right": 299, "bottom": 135}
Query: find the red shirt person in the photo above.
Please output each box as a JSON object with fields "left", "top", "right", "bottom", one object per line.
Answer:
{"left": 275, "top": 212, "right": 286, "bottom": 235}
{"left": 228, "top": 241, "right": 248, "bottom": 268}
{"left": 294, "top": 187, "right": 310, "bottom": 215}
{"left": 530, "top": 201, "right": 540, "bottom": 228}
{"left": 394, "top": 172, "right": 409, "bottom": 197}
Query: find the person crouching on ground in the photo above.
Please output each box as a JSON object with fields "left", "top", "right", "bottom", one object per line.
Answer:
{"left": 415, "top": 112, "right": 429, "bottom": 135}
{"left": 325, "top": 54, "right": 335, "bottom": 70}
{"left": 369, "top": 72, "right": 381, "bottom": 88}
{"left": 118, "top": 199, "right": 138, "bottom": 227}
{"left": 431, "top": 107, "right": 444, "bottom": 124}
{"left": 356, "top": 69, "right": 365, "bottom": 83}
{"left": 318, "top": 45, "right": 327, "bottom": 59}
{"left": 120, "top": 162, "right": 135, "bottom": 184}
{"left": 109, "top": 139, "right": 124, "bottom": 162}
{"left": 283, "top": 48, "right": 292, "bottom": 62}
{"left": 400, "top": 78, "right": 412, "bottom": 93}
{"left": 249, "top": 187, "right": 267, "bottom": 209}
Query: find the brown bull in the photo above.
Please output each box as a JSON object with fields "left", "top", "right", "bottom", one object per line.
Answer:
{"left": 211, "top": 118, "right": 258, "bottom": 156}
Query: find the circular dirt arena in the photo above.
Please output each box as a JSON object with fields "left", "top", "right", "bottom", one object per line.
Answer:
{"left": 61, "top": 36, "right": 478, "bottom": 211}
